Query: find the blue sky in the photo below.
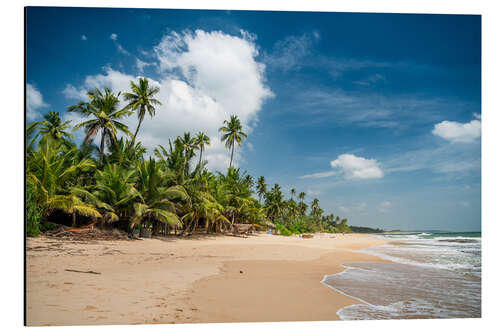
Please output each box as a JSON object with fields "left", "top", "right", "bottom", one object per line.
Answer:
{"left": 26, "top": 7, "right": 481, "bottom": 232}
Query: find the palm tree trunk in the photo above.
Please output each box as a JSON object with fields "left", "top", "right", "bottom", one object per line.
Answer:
{"left": 198, "top": 147, "right": 203, "bottom": 169}
{"left": 100, "top": 130, "right": 105, "bottom": 162}
{"left": 131, "top": 115, "right": 144, "bottom": 147}
{"left": 72, "top": 211, "right": 76, "bottom": 227}
{"left": 229, "top": 141, "right": 234, "bottom": 169}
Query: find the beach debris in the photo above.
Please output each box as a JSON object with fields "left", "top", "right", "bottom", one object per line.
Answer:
{"left": 231, "top": 223, "right": 254, "bottom": 236}
{"left": 65, "top": 269, "right": 101, "bottom": 275}
{"left": 44, "top": 224, "right": 131, "bottom": 241}
{"left": 239, "top": 270, "right": 244, "bottom": 274}
{"left": 302, "top": 234, "right": 314, "bottom": 239}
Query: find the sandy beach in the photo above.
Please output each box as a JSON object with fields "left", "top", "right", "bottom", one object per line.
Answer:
{"left": 26, "top": 233, "right": 388, "bottom": 326}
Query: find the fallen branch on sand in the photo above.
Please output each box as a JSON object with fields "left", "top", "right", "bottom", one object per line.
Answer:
{"left": 65, "top": 269, "right": 101, "bottom": 275}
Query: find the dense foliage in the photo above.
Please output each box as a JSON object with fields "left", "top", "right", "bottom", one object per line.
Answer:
{"left": 26, "top": 80, "right": 351, "bottom": 236}
{"left": 26, "top": 182, "right": 42, "bottom": 237}
{"left": 349, "top": 226, "right": 385, "bottom": 233}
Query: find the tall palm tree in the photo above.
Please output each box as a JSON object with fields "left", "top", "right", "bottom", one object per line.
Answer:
{"left": 291, "top": 188, "right": 296, "bottom": 200}
{"left": 27, "top": 111, "right": 73, "bottom": 148}
{"left": 122, "top": 78, "right": 162, "bottom": 146}
{"left": 68, "top": 88, "right": 133, "bottom": 161}
{"left": 218, "top": 115, "right": 247, "bottom": 169}
{"left": 298, "top": 191, "right": 306, "bottom": 202}
{"left": 195, "top": 131, "right": 210, "bottom": 169}
{"left": 256, "top": 176, "right": 267, "bottom": 204}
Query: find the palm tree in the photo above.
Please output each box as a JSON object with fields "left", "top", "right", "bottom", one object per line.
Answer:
{"left": 256, "top": 176, "right": 267, "bottom": 204}
{"left": 122, "top": 78, "right": 162, "bottom": 146}
{"left": 218, "top": 115, "right": 247, "bottom": 169}
{"left": 264, "top": 184, "right": 284, "bottom": 221}
{"left": 298, "top": 191, "right": 306, "bottom": 202}
{"left": 27, "top": 139, "right": 101, "bottom": 226}
{"left": 68, "top": 88, "right": 133, "bottom": 161}
{"left": 132, "top": 158, "right": 188, "bottom": 231}
{"left": 179, "top": 132, "right": 197, "bottom": 156}
{"left": 195, "top": 131, "right": 210, "bottom": 169}
{"left": 291, "top": 188, "right": 296, "bottom": 200}
{"left": 27, "top": 111, "right": 73, "bottom": 148}
{"left": 80, "top": 163, "right": 141, "bottom": 224}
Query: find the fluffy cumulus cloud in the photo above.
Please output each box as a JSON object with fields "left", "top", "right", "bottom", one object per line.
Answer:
{"left": 330, "top": 154, "right": 384, "bottom": 180}
{"left": 432, "top": 115, "right": 481, "bottom": 143}
{"left": 63, "top": 30, "right": 273, "bottom": 171}
{"left": 26, "top": 83, "right": 48, "bottom": 120}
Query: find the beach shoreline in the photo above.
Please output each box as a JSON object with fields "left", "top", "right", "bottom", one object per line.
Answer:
{"left": 26, "top": 232, "right": 387, "bottom": 326}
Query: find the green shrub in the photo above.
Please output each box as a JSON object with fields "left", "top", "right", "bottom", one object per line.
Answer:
{"left": 26, "top": 182, "right": 42, "bottom": 237}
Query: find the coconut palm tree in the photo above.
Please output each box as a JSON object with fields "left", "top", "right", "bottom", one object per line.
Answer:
{"left": 27, "top": 111, "right": 73, "bottom": 149}
{"left": 264, "top": 184, "right": 284, "bottom": 221}
{"left": 122, "top": 78, "right": 162, "bottom": 146}
{"left": 27, "top": 138, "right": 101, "bottom": 226}
{"left": 218, "top": 115, "right": 247, "bottom": 169}
{"left": 195, "top": 131, "right": 210, "bottom": 169}
{"left": 132, "top": 158, "right": 188, "bottom": 231}
{"left": 68, "top": 88, "right": 133, "bottom": 161}
{"left": 291, "top": 188, "right": 296, "bottom": 200}
{"left": 256, "top": 176, "right": 267, "bottom": 204}
{"left": 298, "top": 191, "right": 306, "bottom": 202}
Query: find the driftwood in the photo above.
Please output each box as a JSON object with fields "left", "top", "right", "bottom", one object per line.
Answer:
{"left": 302, "top": 234, "right": 314, "bottom": 239}
{"left": 65, "top": 269, "right": 101, "bottom": 275}
{"left": 232, "top": 224, "right": 254, "bottom": 235}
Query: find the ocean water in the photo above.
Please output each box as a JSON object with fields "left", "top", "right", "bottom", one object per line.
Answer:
{"left": 322, "top": 232, "right": 481, "bottom": 320}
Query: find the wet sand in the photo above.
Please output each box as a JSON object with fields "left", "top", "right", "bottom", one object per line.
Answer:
{"left": 26, "top": 232, "right": 387, "bottom": 326}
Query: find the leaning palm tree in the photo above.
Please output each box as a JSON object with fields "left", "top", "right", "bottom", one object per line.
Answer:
{"left": 68, "top": 87, "right": 133, "bottom": 161}
{"left": 195, "top": 131, "right": 210, "bottom": 169}
{"left": 122, "top": 78, "right": 162, "bottom": 146}
{"left": 218, "top": 115, "right": 247, "bottom": 169}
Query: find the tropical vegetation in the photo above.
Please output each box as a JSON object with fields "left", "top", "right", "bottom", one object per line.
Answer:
{"left": 26, "top": 78, "right": 351, "bottom": 237}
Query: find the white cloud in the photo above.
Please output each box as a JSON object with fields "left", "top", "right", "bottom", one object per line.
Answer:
{"left": 338, "top": 202, "right": 367, "bottom": 214}
{"left": 432, "top": 116, "right": 481, "bottom": 143}
{"left": 62, "top": 29, "right": 273, "bottom": 171}
{"left": 26, "top": 83, "right": 48, "bottom": 120}
{"left": 377, "top": 201, "right": 392, "bottom": 213}
{"left": 81, "top": 35, "right": 87, "bottom": 41}
{"left": 330, "top": 154, "right": 384, "bottom": 180}
{"left": 300, "top": 170, "right": 337, "bottom": 179}
{"left": 263, "top": 32, "right": 318, "bottom": 71}
{"left": 136, "top": 58, "right": 154, "bottom": 73}
{"left": 110, "top": 33, "right": 117, "bottom": 40}
{"left": 306, "top": 189, "right": 321, "bottom": 196}
{"left": 62, "top": 84, "right": 88, "bottom": 100}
